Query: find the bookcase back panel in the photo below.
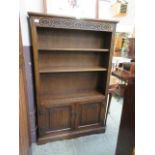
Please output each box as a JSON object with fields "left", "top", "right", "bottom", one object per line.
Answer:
{"left": 40, "top": 72, "right": 105, "bottom": 96}
{"left": 39, "top": 52, "right": 109, "bottom": 69}
{"left": 37, "top": 27, "right": 111, "bottom": 49}
{"left": 97, "top": 72, "right": 108, "bottom": 93}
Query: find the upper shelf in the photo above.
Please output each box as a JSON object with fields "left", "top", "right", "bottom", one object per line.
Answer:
{"left": 39, "top": 66, "right": 107, "bottom": 73}
{"left": 39, "top": 48, "right": 109, "bottom": 52}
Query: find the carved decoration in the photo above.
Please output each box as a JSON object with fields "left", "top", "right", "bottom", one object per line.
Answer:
{"left": 36, "top": 17, "right": 114, "bottom": 32}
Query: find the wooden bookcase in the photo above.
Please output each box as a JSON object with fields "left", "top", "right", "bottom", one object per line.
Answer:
{"left": 29, "top": 12, "right": 118, "bottom": 144}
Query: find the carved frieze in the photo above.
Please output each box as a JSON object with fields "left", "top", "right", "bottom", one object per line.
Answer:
{"left": 34, "top": 17, "right": 114, "bottom": 32}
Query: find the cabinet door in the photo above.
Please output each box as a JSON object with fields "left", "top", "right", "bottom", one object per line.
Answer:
{"left": 38, "top": 104, "right": 74, "bottom": 135}
{"left": 76, "top": 101, "right": 105, "bottom": 129}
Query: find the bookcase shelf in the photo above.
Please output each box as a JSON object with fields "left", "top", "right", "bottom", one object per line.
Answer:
{"left": 41, "top": 91, "right": 105, "bottom": 107}
{"left": 39, "top": 66, "right": 107, "bottom": 73}
{"left": 39, "top": 48, "right": 109, "bottom": 52}
{"left": 29, "top": 12, "right": 117, "bottom": 143}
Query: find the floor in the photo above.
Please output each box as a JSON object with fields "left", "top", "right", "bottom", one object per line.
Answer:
{"left": 32, "top": 96, "right": 123, "bottom": 155}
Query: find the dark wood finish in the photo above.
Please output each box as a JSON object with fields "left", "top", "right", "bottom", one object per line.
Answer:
{"left": 38, "top": 125, "right": 105, "bottom": 144}
{"left": 38, "top": 103, "right": 75, "bottom": 136}
{"left": 76, "top": 101, "right": 106, "bottom": 128}
{"left": 19, "top": 22, "right": 31, "bottom": 155}
{"left": 115, "top": 78, "right": 135, "bottom": 155}
{"left": 39, "top": 72, "right": 105, "bottom": 97}
{"left": 29, "top": 12, "right": 118, "bottom": 143}
{"left": 40, "top": 91, "right": 105, "bottom": 107}
{"left": 37, "top": 27, "right": 112, "bottom": 49}
{"left": 128, "top": 38, "right": 135, "bottom": 59}
{"left": 39, "top": 51, "right": 109, "bottom": 73}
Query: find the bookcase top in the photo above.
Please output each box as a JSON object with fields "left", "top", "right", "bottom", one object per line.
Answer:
{"left": 28, "top": 12, "right": 119, "bottom": 23}
{"left": 29, "top": 12, "right": 118, "bottom": 32}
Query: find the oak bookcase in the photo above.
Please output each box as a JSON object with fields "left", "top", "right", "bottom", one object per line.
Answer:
{"left": 29, "top": 12, "right": 118, "bottom": 144}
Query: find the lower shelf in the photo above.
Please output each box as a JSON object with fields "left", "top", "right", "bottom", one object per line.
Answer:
{"left": 40, "top": 91, "right": 105, "bottom": 107}
{"left": 37, "top": 125, "right": 106, "bottom": 144}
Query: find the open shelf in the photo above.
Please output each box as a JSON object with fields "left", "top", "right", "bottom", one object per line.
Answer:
{"left": 40, "top": 72, "right": 107, "bottom": 100}
{"left": 40, "top": 91, "right": 105, "bottom": 107}
{"left": 37, "top": 27, "right": 112, "bottom": 49}
{"left": 39, "top": 66, "right": 107, "bottom": 73}
{"left": 39, "top": 48, "right": 109, "bottom": 52}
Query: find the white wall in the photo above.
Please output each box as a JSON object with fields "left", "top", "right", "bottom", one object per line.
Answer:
{"left": 20, "top": 0, "right": 43, "bottom": 46}
{"left": 19, "top": 0, "right": 135, "bottom": 45}
{"left": 46, "top": 0, "right": 96, "bottom": 18}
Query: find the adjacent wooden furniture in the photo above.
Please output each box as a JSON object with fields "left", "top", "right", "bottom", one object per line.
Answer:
{"left": 112, "top": 67, "right": 134, "bottom": 83}
{"left": 128, "top": 38, "right": 135, "bottom": 59}
{"left": 115, "top": 77, "right": 135, "bottom": 155}
{"left": 19, "top": 21, "right": 31, "bottom": 155}
{"left": 29, "top": 12, "right": 118, "bottom": 143}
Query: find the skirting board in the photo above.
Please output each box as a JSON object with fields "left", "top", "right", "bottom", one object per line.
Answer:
{"left": 37, "top": 126, "right": 106, "bottom": 144}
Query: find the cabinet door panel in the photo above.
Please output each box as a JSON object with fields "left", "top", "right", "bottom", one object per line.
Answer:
{"left": 38, "top": 104, "right": 74, "bottom": 135}
{"left": 77, "top": 102, "right": 105, "bottom": 128}
{"left": 49, "top": 106, "right": 72, "bottom": 131}
{"left": 38, "top": 109, "right": 49, "bottom": 136}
